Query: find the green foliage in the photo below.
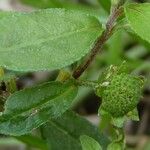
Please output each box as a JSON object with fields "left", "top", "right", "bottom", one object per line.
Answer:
{"left": 125, "top": 3, "right": 150, "bottom": 44}
{"left": 0, "top": 80, "right": 78, "bottom": 135}
{"left": 107, "top": 142, "right": 124, "bottom": 150}
{"left": 98, "top": 0, "right": 111, "bottom": 12}
{"left": 0, "top": 9, "right": 103, "bottom": 71}
{"left": 20, "top": 0, "right": 105, "bottom": 20}
{"left": 80, "top": 135, "right": 102, "bottom": 150}
{"left": 42, "top": 111, "right": 109, "bottom": 150}
{"left": 16, "top": 135, "right": 48, "bottom": 150}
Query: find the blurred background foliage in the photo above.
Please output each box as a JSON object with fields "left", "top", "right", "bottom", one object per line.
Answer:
{"left": 0, "top": 0, "right": 150, "bottom": 150}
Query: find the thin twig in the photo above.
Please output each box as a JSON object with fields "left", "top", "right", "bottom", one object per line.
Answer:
{"left": 72, "top": 1, "right": 125, "bottom": 79}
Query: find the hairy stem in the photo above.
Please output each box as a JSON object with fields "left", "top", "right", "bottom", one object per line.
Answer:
{"left": 72, "top": 0, "right": 125, "bottom": 79}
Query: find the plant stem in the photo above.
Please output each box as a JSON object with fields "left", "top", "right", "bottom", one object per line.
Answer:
{"left": 72, "top": 0, "right": 125, "bottom": 79}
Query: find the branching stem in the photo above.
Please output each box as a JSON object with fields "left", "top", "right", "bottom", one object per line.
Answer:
{"left": 72, "top": 0, "right": 125, "bottom": 79}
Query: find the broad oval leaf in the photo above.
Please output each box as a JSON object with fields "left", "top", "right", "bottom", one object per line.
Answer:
{"left": 42, "top": 111, "right": 109, "bottom": 150}
{"left": 0, "top": 9, "right": 103, "bottom": 71}
{"left": 80, "top": 135, "right": 102, "bottom": 150}
{"left": 124, "top": 3, "right": 150, "bottom": 44}
{"left": 0, "top": 80, "right": 78, "bottom": 135}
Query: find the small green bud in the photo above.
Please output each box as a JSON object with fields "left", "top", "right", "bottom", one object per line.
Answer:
{"left": 100, "top": 73, "right": 143, "bottom": 117}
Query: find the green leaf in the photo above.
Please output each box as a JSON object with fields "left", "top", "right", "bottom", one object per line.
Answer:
{"left": 0, "top": 9, "right": 103, "bottom": 71}
{"left": 0, "top": 80, "right": 78, "bottom": 135}
{"left": 80, "top": 135, "right": 102, "bottom": 150}
{"left": 20, "top": 0, "right": 107, "bottom": 22}
{"left": 124, "top": 3, "right": 150, "bottom": 44}
{"left": 16, "top": 135, "right": 48, "bottom": 150}
{"left": 107, "top": 142, "right": 124, "bottom": 150}
{"left": 98, "top": 0, "right": 111, "bottom": 12}
{"left": 111, "top": 117, "right": 125, "bottom": 128}
{"left": 42, "top": 111, "right": 109, "bottom": 150}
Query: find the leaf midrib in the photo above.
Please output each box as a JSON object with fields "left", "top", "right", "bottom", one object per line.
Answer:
{"left": 0, "top": 26, "right": 101, "bottom": 53}
{"left": 4, "top": 85, "right": 75, "bottom": 119}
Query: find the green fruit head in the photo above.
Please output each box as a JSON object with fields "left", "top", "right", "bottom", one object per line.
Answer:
{"left": 99, "top": 73, "right": 143, "bottom": 117}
